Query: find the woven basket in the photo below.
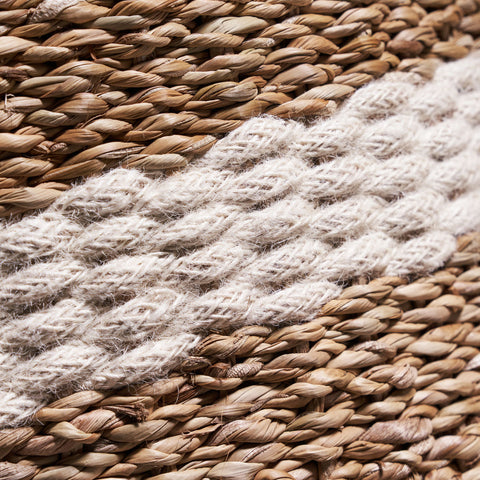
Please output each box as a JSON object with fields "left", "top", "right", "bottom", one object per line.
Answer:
{"left": 2, "top": 1, "right": 480, "bottom": 479}
{"left": 1, "top": 232, "right": 480, "bottom": 480}
{"left": 0, "top": 0, "right": 479, "bottom": 216}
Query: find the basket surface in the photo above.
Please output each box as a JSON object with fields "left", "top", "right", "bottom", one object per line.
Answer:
{"left": 0, "top": 0, "right": 479, "bottom": 215}
{"left": 1, "top": 232, "right": 480, "bottom": 480}
{"left": 1, "top": 2, "right": 480, "bottom": 479}
{"left": 1, "top": 46, "right": 480, "bottom": 431}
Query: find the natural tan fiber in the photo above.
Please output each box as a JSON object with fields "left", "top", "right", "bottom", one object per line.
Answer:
{"left": 1, "top": 231, "right": 479, "bottom": 480}
{"left": 1, "top": 49, "right": 480, "bottom": 428}
{"left": 0, "top": 0, "right": 479, "bottom": 216}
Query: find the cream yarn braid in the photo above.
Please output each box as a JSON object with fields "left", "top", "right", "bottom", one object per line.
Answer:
{"left": 0, "top": 52, "right": 480, "bottom": 427}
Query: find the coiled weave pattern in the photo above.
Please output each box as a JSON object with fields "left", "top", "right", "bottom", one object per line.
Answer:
{"left": 0, "top": 0, "right": 479, "bottom": 215}
{"left": 0, "top": 53, "right": 479, "bottom": 427}
{"left": 1, "top": 232, "right": 480, "bottom": 480}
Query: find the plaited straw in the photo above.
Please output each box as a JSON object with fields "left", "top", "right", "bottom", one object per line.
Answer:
{"left": 1, "top": 232, "right": 480, "bottom": 480}
{"left": 1, "top": 50, "right": 480, "bottom": 430}
{"left": 0, "top": 0, "right": 479, "bottom": 216}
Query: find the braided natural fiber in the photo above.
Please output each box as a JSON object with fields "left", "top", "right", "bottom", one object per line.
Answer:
{"left": 0, "top": 53, "right": 479, "bottom": 429}
{"left": 0, "top": 0, "right": 479, "bottom": 215}
{"left": 1, "top": 231, "right": 479, "bottom": 480}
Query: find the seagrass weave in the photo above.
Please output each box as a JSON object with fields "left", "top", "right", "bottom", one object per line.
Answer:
{"left": 0, "top": 0, "right": 479, "bottom": 216}
{"left": 1, "top": 231, "right": 479, "bottom": 480}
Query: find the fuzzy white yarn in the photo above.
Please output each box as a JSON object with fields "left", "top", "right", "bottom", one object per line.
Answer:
{"left": 0, "top": 53, "right": 480, "bottom": 427}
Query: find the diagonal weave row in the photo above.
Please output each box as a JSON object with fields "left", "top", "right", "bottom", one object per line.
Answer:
{"left": 1, "top": 232, "right": 480, "bottom": 480}
{"left": 1, "top": 52, "right": 479, "bottom": 428}
{"left": 0, "top": 0, "right": 479, "bottom": 215}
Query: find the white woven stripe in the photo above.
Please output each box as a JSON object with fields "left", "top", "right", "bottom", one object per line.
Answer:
{"left": 0, "top": 53, "right": 479, "bottom": 427}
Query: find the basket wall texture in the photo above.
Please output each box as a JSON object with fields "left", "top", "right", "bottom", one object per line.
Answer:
{"left": 0, "top": 50, "right": 479, "bottom": 428}
{"left": 0, "top": 0, "right": 479, "bottom": 215}
{"left": 1, "top": 231, "right": 480, "bottom": 480}
{"left": 1, "top": 0, "right": 480, "bottom": 479}
{"left": 0, "top": 47, "right": 480, "bottom": 478}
